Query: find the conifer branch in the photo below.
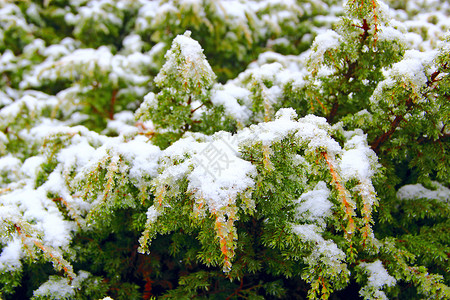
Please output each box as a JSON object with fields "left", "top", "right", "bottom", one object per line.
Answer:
{"left": 327, "top": 99, "right": 339, "bottom": 123}
{"left": 322, "top": 152, "right": 355, "bottom": 241}
{"left": 370, "top": 97, "right": 414, "bottom": 153}
{"left": 108, "top": 88, "right": 118, "bottom": 120}
{"left": 13, "top": 223, "right": 75, "bottom": 281}
{"left": 1, "top": 0, "right": 449, "bottom": 298}
{"left": 52, "top": 197, "right": 82, "bottom": 227}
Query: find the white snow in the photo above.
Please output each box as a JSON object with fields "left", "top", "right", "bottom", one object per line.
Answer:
{"left": 249, "top": 62, "right": 284, "bottom": 82}
{"left": 397, "top": 182, "right": 450, "bottom": 202}
{"left": 291, "top": 224, "right": 323, "bottom": 243}
{"left": 295, "top": 181, "right": 332, "bottom": 225}
{"left": 220, "top": 0, "right": 249, "bottom": 19}
{"left": 155, "top": 31, "right": 216, "bottom": 90}
{"left": 0, "top": 3, "right": 33, "bottom": 34}
{"left": 0, "top": 0, "right": 448, "bottom": 291}
{"left": 39, "top": 212, "right": 75, "bottom": 248}
{"left": 1, "top": 186, "right": 76, "bottom": 251}
{"left": 0, "top": 155, "right": 21, "bottom": 171}
{"left": 3, "top": 181, "right": 77, "bottom": 249}
{"left": 360, "top": 260, "right": 396, "bottom": 288}
{"left": 74, "top": 0, "right": 123, "bottom": 27}
{"left": 390, "top": 49, "right": 438, "bottom": 88}
{"left": 21, "top": 156, "right": 44, "bottom": 180}
{"left": 21, "top": 45, "right": 153, "bottom": 90}
{"left": 116, "top": 135, "right": 161, "bottom": 181}
{"left": 377, "top": 24, "right": 406, "bottom": 44}
{"left": 189, "top": 142, "right": 255, "bottom": 211}
{"left": 122, "top": 33, "right": 144, "bottom": 54}
{"left": 145, "top": 206, "right": 161, "bottom": 224}
{"left": 0, "top": 89, "right": 13, "bottom": 106}
{"left": 0, "top": 238, "right": 23, "bottom": 271}
{"left": 57, "top": 139, "right": 97, "bottom": 172}
{"left": 372, "top": 48, "right": 439, "bottom": 106}
{"left": 308, "top": 30, "right": 341, "bottom": 68}
{"left": 156, "top": 131, "right": 256, "bottom": 214}
{"left": 211, "top": 84, "right": 252, "bottom": 123}
{"left": 105, "top": 111, "right": 139, "bottom": 136}
{"left": 33, "top": 271, "right": 92, "bottom": 298}
{"left": 237, "top": 108, "right": 341, "bottom": 157}
{"left": 340, "top": 134, "right": 376, "bottom": 181}
{"left": 292, "top": 223, "right": 347, "bottom": 271}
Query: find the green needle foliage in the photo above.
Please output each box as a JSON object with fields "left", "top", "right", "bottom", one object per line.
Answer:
{"left": 0, "top": 0, "right": 449, "bottom": 299}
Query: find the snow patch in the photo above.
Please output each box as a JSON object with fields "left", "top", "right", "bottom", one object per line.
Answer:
{"left": 360, "top": 260, "right": 396, "bottom": 288}
{"left": 296, "top": 181, "right": 332, "bottom": 225}
{"left": 397, "top": 182, "right": 449, "bottom": 202}
{"left": 0, "top": 238, "right": 23, "bottom": 271}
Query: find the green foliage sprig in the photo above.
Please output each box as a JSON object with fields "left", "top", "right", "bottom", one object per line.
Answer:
{"left": 0, "top": 0, "right": 448, "bottom": 299}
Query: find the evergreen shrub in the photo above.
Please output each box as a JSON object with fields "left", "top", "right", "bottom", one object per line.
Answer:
{"left": 0, "top": 0, "right": 449, "bottom": 299}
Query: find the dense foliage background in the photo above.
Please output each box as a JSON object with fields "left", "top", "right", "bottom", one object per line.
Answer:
{"left": 0, "top": 0, "right": 449, "bottom": 299}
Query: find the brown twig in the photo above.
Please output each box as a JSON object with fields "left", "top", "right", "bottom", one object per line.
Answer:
{"left": 226, "top": 277, "right": 244, "bottom": 300}
{"left": 370, "top": 98, "right": 414, "bottom": 153}
{"left": 109, "top": 89, "right": 118, "bottom": 120}
{"left": 370, "top": 115, "right": 404, "bottom": 153}
{"left": 322, "top": 152, "right": 355, "bottom": 240}
{"left": 327, "top": 99, "right": 339, "bottom": 123}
